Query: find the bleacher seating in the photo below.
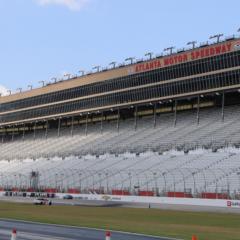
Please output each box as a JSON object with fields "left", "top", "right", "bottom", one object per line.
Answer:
{"left": 0, "top": 105, "right": 240, "bottom": 198}
{"left": 0, "top": 150, "right": 239, "bottom": 197}
{"left": 1, "top": 105, "right": 240, "bottom": 159}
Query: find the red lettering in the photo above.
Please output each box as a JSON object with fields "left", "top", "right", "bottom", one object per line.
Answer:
{"left": 179, "top": 55, "right": 182, "bottom": 62}
{"left": 145, "top": 63, "right": 149, "bottom": 70}
{"left": 157, "top": 60, "right": 161, "bottom": 67}
{"left": 195, "top": 50, "right": 200, "bottom": 59}
{"left": 134, "top": 41, "right": 234, "bottom": 74}
{"left": 164, "top": 58, "right": 169, "bottom": 66}
{"left": 173, "top": 55, "right": 177, "bottom": 64}
{"left": 226, "top": 43, "right": 232, "bottom": 52}
{"left": 221, "top": 45, "right": 226, "bottom": 53}
{"left": 154, "top": 60, "right": 161, "bottom": 68}
{"left": 191, "top": 52, "right": 195, "bottom": 60}
{"left": 215, "top": 45, "right": 221, "bottom": 54}
{"left": 149, "top": 62, "right": 154, "bottom": 70}
{"left": 205, "top": 48, "right": 209, "bottom": 57}
{"left": 183, "top": 54, "right": 188, "bottom": 61}
{"left": 154, "top": 62, "right": 157, "bottom": 68}
{"left": 209, "top": 47, "right": 215, "bottom": 56}
{"left": 138, "top": 65, "right": 142, "bottom": 72}
{"left": 169, "top": 58, "right": 174, "bottom": 65}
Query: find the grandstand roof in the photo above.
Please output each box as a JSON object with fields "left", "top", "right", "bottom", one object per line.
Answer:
{"left": 1, "top": 38, "right": 239, "bottom": 104}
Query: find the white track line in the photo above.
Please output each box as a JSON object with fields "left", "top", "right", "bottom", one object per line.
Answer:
{"left": 0, "top": 229, "right": 72, "bottom": 240}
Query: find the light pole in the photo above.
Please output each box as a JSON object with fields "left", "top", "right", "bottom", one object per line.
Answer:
{"left": 7, "top": 90, "right": 12, "bottom": 95}
{"left": 109, "top": 62, "right": 117, "bottom": 69}
{"left": 125, "top": 57, "right": 135, "bottom": 65}
{"left": 162, "top": 172, "right": 167, "bottom": 194}
{"left": 16, "top": 88, "right": 22, "bottom": 93}
{"left": 208, "top": 169, "right": 218, "bottom": 194}
{"left": 78, "top": 172, "right": 82, "bottom": 192}
{"left": 192, "top": 172, "right": 196, "bottom": 196}
{"left": 51, "top": 77, "right": 57, "bottom": 83}
{"left": 178, "top": 169, "right": 186, "bottom": 195}
{"left": 128, "top": 172, "right": 132, "bottom": 192}
{"left": 218, "top": 168, "right": 230, "bottom": 194}
{"left": 202, "top": 170, "right": 207, "bottom": 193}
{"left": 55, "top": 173, "right": 58, "bottom": 190}
{"left": 61, "top": 173, "right": 64, "bottom": 192}
{"left": 93, "top": 66, "right": 101, "bottom": 72}
{"left": 38, "top": 81, "right": 45, "bottom": 87}
{"left": 152, "top": 172, "right": 158, "bottom": 196}
{"left": 105, "top": 172, "right": 109, "bottom": 194}
{"left": 64, "top": 73, "right": 71, "bottom": 79}
{"left": 237, "top": 172, "right": 240, "bottom": 193}
{"left": 187, "top": 41, "right": 197, "bottom": 49}
{"left": 27, "top": 85, "right": 33, "bottom": 90}
{"left": 168, "top": 171, "right": 176, "bottom": 195}
{"left": 164, "top": 46, "right": 175, "bottom": 55}
{"left": 144, "top": 172, "right": 149, "bottom": 192}
{"left": 78, "top": 70, "right": 85, "bottom": 76}
{"left": 145, "top": 52, "right": 154, "bottom": 60}
{"left": 209, "top": 34, "right": 223, "bottom": 43}
{"left": 98, "top": 173, "right": 102, "bottom": 192}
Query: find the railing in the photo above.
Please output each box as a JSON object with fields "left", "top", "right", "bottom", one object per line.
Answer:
{"left": 0, "top": 167, "right": 240, "bottom": 199}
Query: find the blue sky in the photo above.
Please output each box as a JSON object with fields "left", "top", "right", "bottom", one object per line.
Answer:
{"left": 0, "top": 0, "right": 239, "bottom": 94}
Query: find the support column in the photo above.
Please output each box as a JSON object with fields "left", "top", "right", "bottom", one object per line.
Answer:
{"left": 221, "top": 91, "right": 225, "bottom": 122}
{"left": 22, "top": 124, "right": 25, "bottom": 140}
{"left": 153, "top": 103, "right": 157, "bottom": 128}
{"left": 196, "top": 95, "right": 200, "bottom": 125}
{"left": 174, "top": 100, "right": 177, "bottom": 127}
{"left": 85, "top": 114, "right": 89, "bottom": 136}
{"left": 57, "top": 118, "right": 61, "bottom": 137}
{"left": 134, "top": 106, "right": 138, "bottom": 131}
{"left": 3, "top": 127, "right": 6, "bottom": 143}
{"left": 33, "top": 122, "right": 37, "bottom": 140}
{"left": 1, "top": 128, "right": 4, "bottom": 143}
{"left": 100, "top": 112, "right": 103, "bottom": 134}
{"left": 11, "top": 126, "right": 14, "bottom": 141}
{"left": 117, "top": 108, "right": 120, "bottom": 132}
{"left": 45, "top": 120, "right": 48, "bottom": 139}
{"left": 70, "top": 116, "right": 74, "bottom": 137}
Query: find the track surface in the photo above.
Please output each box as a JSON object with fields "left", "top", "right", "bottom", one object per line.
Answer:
{"left": 1, "top": 196, "right": 240, "bottom": 214}
{"left": 0, "top": 219, "right": 177, "bottom": 240}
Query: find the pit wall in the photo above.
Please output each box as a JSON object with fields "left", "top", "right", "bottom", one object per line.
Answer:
{"left": 1, "top": 191, "right": 240, "bottom": 209}
{"left": 57, "top": 193, "right": 240, "bottom": 209}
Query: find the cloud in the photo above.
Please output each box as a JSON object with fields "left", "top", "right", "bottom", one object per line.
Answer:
{"left": 0, "top": 85, "right": 8, "bottom": 96}
{"left": 36, "top": 0, "right": 90, "bottom": 11}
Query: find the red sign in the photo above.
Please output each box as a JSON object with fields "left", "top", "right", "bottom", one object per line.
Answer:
{"left": 133, "top": 41, "right": 233, "bottom": 74}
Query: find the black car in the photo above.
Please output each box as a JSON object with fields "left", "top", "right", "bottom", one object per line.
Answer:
{"left": 63, "top": 194, "right": 73, "bottom": 199}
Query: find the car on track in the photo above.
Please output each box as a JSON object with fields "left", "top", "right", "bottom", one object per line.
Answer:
{"left": 63, "top": 194, "right": 73, "bottom": 200}
{"left": 33, "top": 198, "right": 50, "bottom": 205}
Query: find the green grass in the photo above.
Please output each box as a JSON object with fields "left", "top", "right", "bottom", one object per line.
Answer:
{"left": 0, "top": 202, "right": 239, "bottom": 240}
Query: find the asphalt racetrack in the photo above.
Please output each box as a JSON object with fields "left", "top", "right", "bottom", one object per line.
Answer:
{"left": 1, "top": 196, "right": 240, "bottom": 214}
{"left": 0, "top": 219, "right": 179, "bottom": 240}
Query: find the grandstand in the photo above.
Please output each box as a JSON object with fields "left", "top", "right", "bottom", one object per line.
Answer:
{"left": 1, "top": 35, "right": 240, "bottom": 199}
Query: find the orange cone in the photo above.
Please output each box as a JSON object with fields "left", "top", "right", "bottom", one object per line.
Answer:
{"left": 11, "top": 229, "right": 17, "bottom": 240}
{"left": 192, "top": 235, "right": 198, "bottom": 240}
